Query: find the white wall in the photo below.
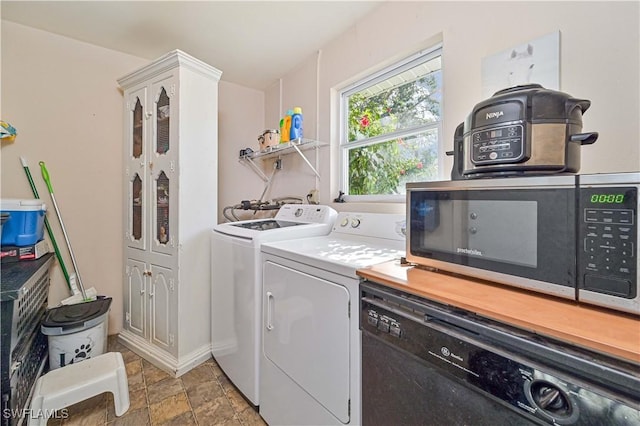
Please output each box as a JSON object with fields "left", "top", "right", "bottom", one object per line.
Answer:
{"left": 1, "top": 21, "right": 263, "bottom": 333}
{"left": 267, "top": 1, "right": 640, "bottom": 211}
{"left": 1, "top": 21, "right": 146, "bottom": 334}
{"left": 218, "top": 81, "right": 266, "bottom": 222}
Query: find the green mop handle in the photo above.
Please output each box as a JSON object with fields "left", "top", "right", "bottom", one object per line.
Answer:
{"left": 20, "top": 157, "right": 72, "bottom": 292}
{"left": 39, "top": 161, "right": 87, "bottom": 300}
{"left": 40, "top": 161, "right": 54, "bottom": 193}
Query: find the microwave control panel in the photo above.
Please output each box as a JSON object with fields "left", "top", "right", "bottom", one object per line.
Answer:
{"left": 470, "top": 124, "right": 525, "bottom": 165}
{"left": 578, "top": 186, "right": 637, "bottom": 299}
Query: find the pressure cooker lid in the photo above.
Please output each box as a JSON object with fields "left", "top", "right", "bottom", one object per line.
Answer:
{"left": 469, "top": 84, "right": 591, "bottom": 126}
{"left": 42, "top": 297, "right": 112, "bottom": 329}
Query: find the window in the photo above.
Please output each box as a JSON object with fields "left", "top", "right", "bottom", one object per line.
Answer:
{"left": 340, "top": 45, "right": 442, "bottom": 199}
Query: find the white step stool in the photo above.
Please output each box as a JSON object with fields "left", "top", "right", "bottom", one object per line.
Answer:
{"left": 28, "top": 352, "right": 130, "bottom": 425}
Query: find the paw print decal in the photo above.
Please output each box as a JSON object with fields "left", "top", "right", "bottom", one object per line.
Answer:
{"left": 72, "top": 343, "right": 92, "bottom": 363}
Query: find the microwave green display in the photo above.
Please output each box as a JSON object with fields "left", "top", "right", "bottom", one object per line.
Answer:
{"left": 590, "top": 193, "right": 625, "bottom": 204}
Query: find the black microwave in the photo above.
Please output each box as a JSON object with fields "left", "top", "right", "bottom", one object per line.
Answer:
{"left": 406, "top": 172, "right": 639, "bottom": 315}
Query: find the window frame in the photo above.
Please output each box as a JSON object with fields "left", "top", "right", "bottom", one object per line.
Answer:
{"left": 339, "top": 44, "right": 444, "bottom": 203}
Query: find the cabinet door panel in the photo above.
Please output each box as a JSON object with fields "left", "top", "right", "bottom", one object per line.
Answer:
{"left": 150, "top": 77, "right": 178, "bottom": 255}
{"left": 149, "top": 264, "right": 176, "bottom": 354}
{"left": 125, "top": 88, "right": 148, "bottom": 250}
{"left": 154, "top": 85, "right": 172, "bottom": 156}
{"left": 127, "top": 89, "right": 146, "bottom": 161}
{"left": 151, "top": 169, "right": 177, "bottom": 255}
{"left": 125, "top": 258, "right": 146, "bottom": 338}
{"left": 126, "top": 173, "right": 146, "bottom": 249}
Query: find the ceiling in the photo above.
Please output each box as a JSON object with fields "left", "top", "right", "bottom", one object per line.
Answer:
{"left": 1, "top": 1, "right": 383, "bottom": 90}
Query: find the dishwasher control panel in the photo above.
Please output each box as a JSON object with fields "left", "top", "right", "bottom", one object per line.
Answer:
{"left": 368, "top": 309, "right": 402, "bottom": 337}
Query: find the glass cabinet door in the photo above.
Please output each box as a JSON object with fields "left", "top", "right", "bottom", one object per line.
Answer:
{"left": 133, "top": 98, "right": 143, "bottom": 159}
{"left": 156, "top": 171, "right": 170, "bottom": 246}
{"left": 156, "top": 87, "right": 170, "bottom": 155}
{"left": 150, "top": 78, "right": 176, "bottom": 255}
{"left": 132, "top": 174, "right": 143, "bottom": 242}
{"left": 126, "top": 89, "right": 147, "bottom": 251}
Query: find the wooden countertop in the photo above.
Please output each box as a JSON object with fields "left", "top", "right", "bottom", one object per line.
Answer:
{"left": 357, "top": 260, "right": 640, "bottom": 365}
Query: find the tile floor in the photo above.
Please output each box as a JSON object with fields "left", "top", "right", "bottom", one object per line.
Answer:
{"left": 48, "top": 335, "right": 266, "bottom": 426}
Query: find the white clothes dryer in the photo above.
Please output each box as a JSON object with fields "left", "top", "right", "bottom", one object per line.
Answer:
{"left": 211, "top": 204, "right": 337, "bottom": 406}
{"left": 259, "top": 212, "right": 406, "bottom": 425}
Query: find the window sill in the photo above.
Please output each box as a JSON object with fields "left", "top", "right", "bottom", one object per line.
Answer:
{"left": 340, "top": 194, "right": 407, "bottom": 204}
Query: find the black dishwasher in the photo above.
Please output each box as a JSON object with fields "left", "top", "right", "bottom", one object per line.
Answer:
{"left": 360, "top": 281, "right": 640, "bottom": 425}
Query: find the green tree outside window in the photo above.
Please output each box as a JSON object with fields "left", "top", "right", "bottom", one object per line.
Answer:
{"left": 343, "top": 51, "right": 442, "bottom": 196}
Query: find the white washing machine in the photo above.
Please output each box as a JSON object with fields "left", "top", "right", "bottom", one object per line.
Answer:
{"left": 259, "top": 212, "right": 406, "bottom": 425}
{"left": 211, "top": 204, "right": 337, "bottom": 406}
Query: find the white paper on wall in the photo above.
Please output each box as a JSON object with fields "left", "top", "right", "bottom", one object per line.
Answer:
{"left": 481, "top": 31, "right": 560, "bottom": 98}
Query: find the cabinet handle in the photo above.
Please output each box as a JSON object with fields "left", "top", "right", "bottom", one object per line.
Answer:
{"left": 266, "top": 291, "right": 274, "bottom": 331}
{"left": 145, "top": 111, "right": 152, "bottom": 119}
{"left": 143, "top": 270, "right": 152, "bottom": 277}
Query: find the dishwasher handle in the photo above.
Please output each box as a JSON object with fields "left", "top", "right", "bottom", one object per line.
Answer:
{"left": 266, "top": 291, "right": 275, "bottom": 331}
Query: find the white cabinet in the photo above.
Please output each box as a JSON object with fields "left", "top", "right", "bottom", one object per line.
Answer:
{"left": 124, "top": 259, "right": 176, "bottom": 353}
{"left": 117, "top": 50, "right": 222, "bottom": 377}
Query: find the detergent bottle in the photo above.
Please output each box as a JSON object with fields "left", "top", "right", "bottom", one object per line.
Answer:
{"left": 279, "top": 118, "right": 287, "bottom": 143}
{"left": 280, "top": 110, "right": 293, "bottom": 143}
{"left": 290, "top": 107, "right": 303, "bottom": 141}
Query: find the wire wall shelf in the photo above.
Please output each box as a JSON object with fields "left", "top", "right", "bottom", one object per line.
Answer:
{"left": 239, "top": 138, "right": 328, "bottom": 181}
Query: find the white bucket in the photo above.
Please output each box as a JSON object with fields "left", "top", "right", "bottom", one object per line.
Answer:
{"left": 45, "top": 313, "right": 108, "bottom": 369}
{"left": 41, "top": 298, "right": 111, "bottom": 370}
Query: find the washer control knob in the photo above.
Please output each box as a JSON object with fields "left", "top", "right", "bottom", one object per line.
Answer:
{"left": 295, "top": 208, "right": 303, "bottom": 217}
{"left": 351, "top": 218, "right": 361, "bottom": 228}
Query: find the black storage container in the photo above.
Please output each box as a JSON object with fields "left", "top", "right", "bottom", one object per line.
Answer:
{"left": 1, "top": 253, "right": 53, "bottom": 426}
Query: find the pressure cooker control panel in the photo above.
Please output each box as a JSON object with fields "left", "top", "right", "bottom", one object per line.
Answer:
{"left": 470, "top": 124, "right": 525, "bottom": 165}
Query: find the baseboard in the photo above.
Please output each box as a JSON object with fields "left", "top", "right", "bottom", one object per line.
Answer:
{"left": 117, "top": 331, "right": 212, "bottom": 378}
{"left": 175, "top": 344, "right": 212, "bottom": 377}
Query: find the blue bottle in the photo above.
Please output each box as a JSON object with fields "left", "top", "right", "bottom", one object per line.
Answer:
{"left": 290, "top": 107, "right": 303, "bottom": 141}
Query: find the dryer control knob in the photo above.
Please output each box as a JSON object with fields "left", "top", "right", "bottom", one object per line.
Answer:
{"left": 340, "top": 217, "right": 349, "bottom": 227}
{"left": 351, "top": 218, "right": 361, "bottom": 228}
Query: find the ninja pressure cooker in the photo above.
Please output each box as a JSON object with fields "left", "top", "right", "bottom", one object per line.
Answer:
{"left": 448, "top": 84, "right": 598, "bottom": 179}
